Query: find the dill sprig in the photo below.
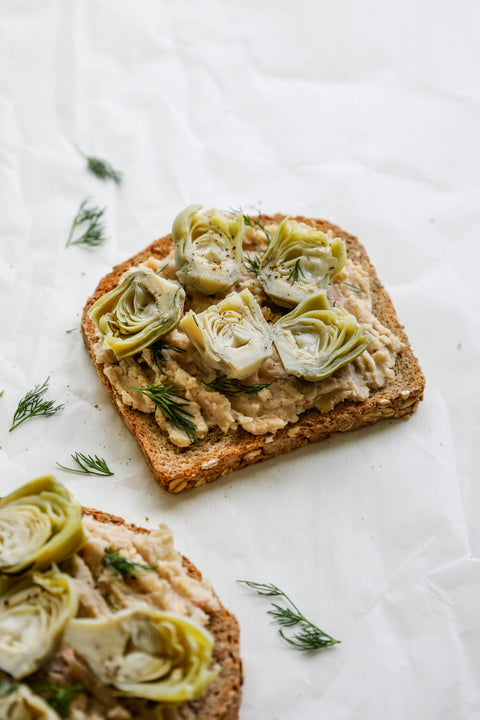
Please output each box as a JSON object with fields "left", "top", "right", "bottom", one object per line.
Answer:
{"left": 243, "top": 254, "right": 263, "bottom": 277}
{"left": 238, "top": 580, "right": 340, "bottom": 652}
{"left": 132, "top": 381, "right": 198, "bottom": 442}
{"left": 9, "top": 377, "right": 64, "bottom": 432}
{"left": 343, "top": 282, "right": 365, "bottom": 293}
{"left": 56, "top": 452, "right": 113, "bottom": 477}
{"left": 66, "top": 199, "right": 106, "bottom": 248}
{"left": 151, "top": 341, "right": 185, "bottom": 368}
{"left": 203, "top": 376, "right": 271, "bottom": 397}
{"left": 34, "top": 683, "right": 82, "bottom": 718}
{"left": 104, "top": 546, "right": 157, "bottom": 580}
{"left": 0, "top": 679, "right": 20, "bottom": 698}
{"left": 288, "top": 258, "right": 304, "bottom": 285}
{"left": 242, "top": 210, "right": 272, "bottom": 243}
{"left": 85, "top": 155, "right": 122, "bottom": 184}
{"left": 0, "top": 390, "right": 4, "bottom": 397}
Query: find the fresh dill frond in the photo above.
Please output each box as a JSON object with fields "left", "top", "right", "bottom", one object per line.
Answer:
{"left": 85, "top": 155, "right": 123, "bottom": 184}
{"left": 373, "top": 279, "right": 383, "bottom": 289}
{"left": 34, "top": 683, "right": 83, "bottom": 718}
{"left": 243, "top": 254, "right": 262, "bottom": 277}
{"left": 151, "top": 341, "right": 185, "bottom": 368}
{"left": 288, "top": 258, "right": 304, "bottom": 285}
{"left": 238, "top": 580, "right": 340, "bottom": 652}
{"left": 65, "top": 327, "right": 77, "bottom": 334}
{"left": 0, "top": 390, "right": 4, "bottom": 397}
{"left": 343, "top": 282, "right": 365, "bottom": 293}
{"left": 132, "top": 381, "right": 198, "bottom": 442}
{"left": 56, "top": 452, "right": 113, "bottom": 477}
{"left": 103, "top": 546, "right": 157, "bottom": 580}
{"left": 203, "top": 376, "right": 271, "bottom": 397}
{"left": 0, "top": 679, "right": 20, "bottom": 698}
{"left": 242, "top": 210, "right": 272, "bottom": 243}
{"left": 156, "top": 263, "right": 169, "bottom": 274}
{"left": 66, "top": 199, "right": 106, "bottom": 248}
{"left": 9, "top": 377, "right": 64, "bottom": 432}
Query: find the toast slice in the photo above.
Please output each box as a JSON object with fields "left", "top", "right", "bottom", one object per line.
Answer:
{"left": 80, "top": 507, "right": 242, "bottom": 720}
{"left": 81, "top": 213, "right": 425, "bottom": 493}
{"left": 0, "top": 493, "right": 242, "bottom": 719}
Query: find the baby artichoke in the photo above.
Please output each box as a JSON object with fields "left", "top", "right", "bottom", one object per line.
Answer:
{"left": 172, "top": 205, "right": 244, "bottom": 294}
{"left": 0, "top": 477, "right": 86, "bottom": 575}
{"left": 181, "top": 289, "right": 273, "bottom": 379}
{"left": 0, "top": 567, "right": 78, "bottom": 678}
{"left": 259, "top": 218, "right": 346, "bottom": 307}
{"left": 272, "top": 292, "right": 370, "bottom": 381}
{"left": 63, "top": 608, "right": 218, "bottom": 704}
{"left": 89, "top": 269, "right": 185, "bottom": 360}
{"left": 0, "top": 684, "right": 61, "bottom": 719}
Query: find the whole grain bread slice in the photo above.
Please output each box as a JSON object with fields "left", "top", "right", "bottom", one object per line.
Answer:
{"left": 81, "top": 506, "right": 243, "bottom": 720}
{"left": 81, "top": 214, "right": 425, "bottom": 493}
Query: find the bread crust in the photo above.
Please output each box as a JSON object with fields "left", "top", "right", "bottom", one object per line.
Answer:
{"left": 81, "top": 214, "right": 425, "bottom": 493}
{"left": 81, "top": 507, "right": 243, "bottom": 720}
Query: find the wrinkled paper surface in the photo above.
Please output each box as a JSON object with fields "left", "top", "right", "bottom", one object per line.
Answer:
{"left": 1, "top": 2, "right": 480, "bottom": 718}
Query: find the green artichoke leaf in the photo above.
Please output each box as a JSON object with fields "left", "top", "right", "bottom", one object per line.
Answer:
{"left": 272, "top": 292, "right": 371, "bottom": 381}
{"left": 0, "top": 477, "right": 86, "bottom": 575}
{"left": 259, "top": 218, "right": 346, "bottom": 307}
{"left": 63, "top": 608, "right": 219, "bottom": 704}
{"left": 0, "top": 567, "right": 78, "bottom": 679}
{"left": 180, "top": 288, "right": 273, "bottom": 379}
{"left": 172, "top": 205, "right": 244, "bottom": 295}
{"left": 0, "top": 684, "right": 61, "bottom": 719}
{"left": 89, "top": 269, "right": 185, "bottom": 361}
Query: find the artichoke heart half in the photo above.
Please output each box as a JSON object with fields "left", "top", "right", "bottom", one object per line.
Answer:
{"left": 89, "top": 269, "right": 185, "bottom": 360}
{"left": 259, "top": 218, "right": 346, "bottom": 307}
{"left": 0, "top": 566, "right": 78, "bottom": 679}
{"left": 180, "top": 288, "right": 273, "bottom": 380}
{"left": 172, "top": 204, "right": 244, "bottom": 295}
{"left": 63, "top": 608, "right": 219, "bottom": 704}
{"left": 0, "top": 477, "right": 86, "bottom": 575}
{"left": 272, "top": 292, "right": 371, "bottom": 381}
{"left": 0, "top": 684, "right": 61, "bottom": 720}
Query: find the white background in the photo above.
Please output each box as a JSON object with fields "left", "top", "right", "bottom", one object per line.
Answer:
{"left": 1, "top": 1, "right": 480, "bottom": 718}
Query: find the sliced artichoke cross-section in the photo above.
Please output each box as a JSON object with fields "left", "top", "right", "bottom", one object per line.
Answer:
{"left": 259, "top": 218, "right": 346, "bottom": 307}
{"left": 0, "top": 566, "right": 78, "bottom": 679}
{"left": 172, "top": 205, "right": 244, "bottom": 295}
{"left": 63, "top": 608, "right": 218, "bottom": 704}
{"left": 0, "top": 684, "right": 61, "bottom": 719}
{"left": 180, "top": 288, "right": 273, "bottom": 379}
{"left": 0, "top": 476, "right": 86, "bottom": 575}
{"left": 89, "top": 269, "right": 185, "bottom": 360}
{"left": 272, "top": 292, "right": 371, "bottom": 381}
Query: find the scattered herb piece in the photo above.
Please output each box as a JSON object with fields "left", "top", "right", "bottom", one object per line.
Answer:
{"left": 373, "top": 280, "right": 383, "bottom": 289}
{"left": 238, "top": 580, "right": 340, "bottom": 651}
{"left": 103, "top": 546, "right": 157, "bottom": 580}
{"left": 103, "top": 594, "right": 120, "bottom": 611}
{"left": 56, "top": 452, "right": 113, "bottom": 477}
{"left": 84, "top": 155, "right": 122, "bottom": 184}
{"left": 66, "top": 199, "right": 106, "bottom": 248}
{"left": 9, "top": 377, "right": 64, "bottom": 432}
{"left": 34, "top": 683, "right": 82, "bottom": 718}
{"left": 132, "top": 381, "right": 198, "bottom": 442}
{"left": 241, "top": 210, "right": 272, "bottom": 243}
{"left": 151, "top": 341, "right": 185, "bottom": 368}
{"left": 0, "top": 390, "right": 4, "bottom": 397}
{"left": 343, "top": 282, "right": 365, "bottom": 293}
{"left": 288, "top": 258, "right": 304, "bottom": 286}
{"left": 65, "top": 327, "right": 76, "bottom": 334}
{"left": 204, "top": 376, "right": 271, "bottom": 397}
{"left": 0, "top": 679, "right": 20, "bottom": 698}
{"left": 243, "top": 254, "right": 262, "bottom": 277}
{"left": 156, "top": 263, "right": 169, "bottom": 275}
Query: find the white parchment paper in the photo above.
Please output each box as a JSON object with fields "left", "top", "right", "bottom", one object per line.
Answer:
{"left": 1, "top": 1, "right": 480, "bottom": 718}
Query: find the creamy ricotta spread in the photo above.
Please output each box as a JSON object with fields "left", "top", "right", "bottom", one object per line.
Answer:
{"left": 95, "top": 222, "right": 403, "bottom": 448}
